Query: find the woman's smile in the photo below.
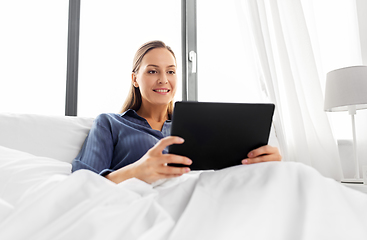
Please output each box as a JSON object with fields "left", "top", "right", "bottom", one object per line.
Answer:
{"left": 153, "top": 88, "right": 170, "bottom": 94}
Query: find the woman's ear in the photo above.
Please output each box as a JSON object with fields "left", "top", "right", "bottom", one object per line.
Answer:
{"left": 131, "top": 72, "right": 138, "bottom": 88}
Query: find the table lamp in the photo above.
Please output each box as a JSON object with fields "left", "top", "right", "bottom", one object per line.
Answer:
{"left": 324, "top": 65, "right": 367, "bottom": 184}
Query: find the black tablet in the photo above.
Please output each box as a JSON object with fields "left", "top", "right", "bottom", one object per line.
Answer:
{"left": 168, "top": 101, "right": 275, "bottom": 170}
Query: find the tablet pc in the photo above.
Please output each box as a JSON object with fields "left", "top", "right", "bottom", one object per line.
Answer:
{"left": 168, "top": 101, "right": 275, "bottom": 170}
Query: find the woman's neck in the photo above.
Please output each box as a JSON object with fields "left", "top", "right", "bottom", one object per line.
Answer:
{"left": 136, "top": 102, "right": 169, "bottom": 123}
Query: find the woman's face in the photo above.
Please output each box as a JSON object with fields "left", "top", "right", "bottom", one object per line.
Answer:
{"left": 133, "top": 48, "right": 177, "bottom": 108}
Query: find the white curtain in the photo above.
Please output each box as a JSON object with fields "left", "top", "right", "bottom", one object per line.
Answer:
{"left": 238, "top": 0, "right": 345, "bottom": 180}
{"left": 355, "top": 0, "right": 367, "bottom": 178}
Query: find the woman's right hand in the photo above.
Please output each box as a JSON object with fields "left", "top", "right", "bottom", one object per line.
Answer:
{"left": 106, "top": 136, "right": 192, "bottom": 184}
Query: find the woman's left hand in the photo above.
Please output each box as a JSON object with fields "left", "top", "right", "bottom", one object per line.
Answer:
{"left": 242, "top": 145, "right": 281, "bottom": 164}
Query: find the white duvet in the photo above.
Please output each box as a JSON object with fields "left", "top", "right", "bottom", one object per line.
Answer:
{"left": 1, "top": 145, "right": 367, "bottom": 240}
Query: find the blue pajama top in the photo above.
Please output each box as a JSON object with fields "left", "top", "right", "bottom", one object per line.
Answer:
{"left": 71, "top": 110, "right": 171, "bottom": 176}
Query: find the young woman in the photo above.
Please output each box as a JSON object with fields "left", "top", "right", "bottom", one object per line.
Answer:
{"left": 72, "top": 40, "right": 281, "bottom": 184}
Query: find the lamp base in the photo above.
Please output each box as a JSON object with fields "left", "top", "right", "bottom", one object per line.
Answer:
{"left": 341, "top": 178, "right": 364, "bottom": 184}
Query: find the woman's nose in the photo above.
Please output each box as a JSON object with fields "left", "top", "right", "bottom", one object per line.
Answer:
{"left": 158, "top": 73, "right": 168, "bottom": 84}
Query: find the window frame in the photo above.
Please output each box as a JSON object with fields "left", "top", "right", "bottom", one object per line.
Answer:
{"left": 65, "top": 0, "right": 81, "bottom": 116}
{"left": 65, "top": 0, "right": 198, "bottom": 116}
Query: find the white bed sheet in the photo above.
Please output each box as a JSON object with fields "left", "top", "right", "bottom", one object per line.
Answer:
{"left": 1, "top": 145, "right": 367, "bottom": 240}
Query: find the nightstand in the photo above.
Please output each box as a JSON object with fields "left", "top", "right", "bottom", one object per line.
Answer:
{"left": 342, "top": 183, "right": 367, "bottom": 194}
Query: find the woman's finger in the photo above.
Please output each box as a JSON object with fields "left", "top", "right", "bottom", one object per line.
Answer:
{"left": 157, "top": 154, "right": 191, "bottom": 174}
{"left": 247, "top": 145, "right": 276, "bottom": 158}
{"left": 242, "top": 145, "right": 281, "bottom": 164}
{"left": 160, "top": 165, "right": 191, "bottom": 175}
{"left": 149, "top": 136, "right": 185, "bottom": 155}
{"left": 242, "top": 153, "right": 280, "bottom": 164}
{"left": 161, "top": 154, "right": 192, "bottom": 165}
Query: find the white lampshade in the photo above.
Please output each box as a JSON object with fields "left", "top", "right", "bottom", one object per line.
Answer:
{"left": 324, "top": 66, "right": 367, "bottom": 112}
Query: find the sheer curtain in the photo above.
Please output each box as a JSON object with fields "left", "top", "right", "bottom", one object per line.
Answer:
{"left": 355, "top": 0, "right": 367, "bottom": 178}
{"left": 237, "top": 0, "right": 359, "bottom": 180}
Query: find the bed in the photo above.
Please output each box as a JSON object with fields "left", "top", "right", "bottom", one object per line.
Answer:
{"left": 1, "top": 113, "right": 367, "bottom": 240}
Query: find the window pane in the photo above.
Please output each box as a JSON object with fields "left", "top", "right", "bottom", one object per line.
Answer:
{"left": 197, "top": 0, "right": 265, "bottom": 103}
{"left": 0, "top": 1, "right": 68, "bottom": 115}
{"left": 78, "top": 0, "right": 182, "bottom": 117}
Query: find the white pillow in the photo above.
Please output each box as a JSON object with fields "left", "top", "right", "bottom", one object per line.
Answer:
{"left": 0, "top": 113, "right": 93, "bottom": 163}
{"left": 0, "top": 146, "right": 71, "bottom": 206}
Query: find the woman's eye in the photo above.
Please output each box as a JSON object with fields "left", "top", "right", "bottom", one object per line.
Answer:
{"left": 148, "top": 70, "right": 157, "bottom": 74}
{"left": 168, "top": 71, "right": 175, "bottom": 75}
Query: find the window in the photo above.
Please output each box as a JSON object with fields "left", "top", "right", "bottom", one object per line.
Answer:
{"left": 0, "top": 1, "right": 68, "bottom": 115}
{"left": 78, "top": 0, "right": 182, "bottom": 117}
{"left": 196, "top": 0, "right": 266, "bottom": 104}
